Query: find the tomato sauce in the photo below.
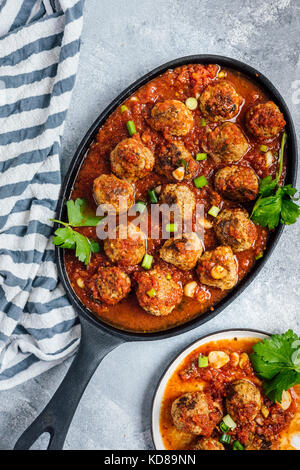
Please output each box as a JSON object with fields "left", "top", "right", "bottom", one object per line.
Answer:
{"left": 64, "top": 64, "right": 286, "bottom": 333}
{"left": 160, "top": 338, "right": 299, "bottom": 450}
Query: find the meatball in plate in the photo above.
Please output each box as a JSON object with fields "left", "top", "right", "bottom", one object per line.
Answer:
{"left": 103, "top": 223, "right": 146, "bottom": 266}
{"left": 171, "top": 391, "right": 223, "bottom": 436}
{"left": 204, "top": 122, "right": 249, "bottom": 163}
{"left": 245, "top": 101, "right": 286, "bottom": 140}
{"left": 93, "top": 173, "right": 134, "bottom": 213}
{"left": 193, "top": 438, "right": 224, "bottom": 451}
{"left": 214, "top": 208, "right": 257, "bottom": 252}
{"left": 197, "top": 245, "right": 238, "bottom": 290}
{"left": 160, "top": 232, "right": 203, "bottom": 270}
{"left": 199, "top": 80, "right": 243, "bottom": 122}
{"left": 110, "top": 137, "right": 155, "bottom": 182}
{"left": 135, "top": 265, "right": 183, "bottom": 316}
{"left": 150, "top": 99, "right": 194, "bottom": 136}
{"left": 156, "top": 141, "right": 198, "bottom": 181}
{"left": 89, "top": 266, "right": 131, "bottom": 305}
{"left": 226, "top": 379, "right": 261, "bottom": 424}
{"left": 214, "top": 165, "right": 259, "bottom": 202}
{"left": 160, "top": 184, "right": 196, "bottom": 221}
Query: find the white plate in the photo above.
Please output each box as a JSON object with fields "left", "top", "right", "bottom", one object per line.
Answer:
{"left": 151, "top": 328, "right": 269, "bottom": 450}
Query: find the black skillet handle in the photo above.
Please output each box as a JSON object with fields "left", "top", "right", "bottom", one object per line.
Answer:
{"left": 14, "top": 316, "right": 124, "bottom": 450}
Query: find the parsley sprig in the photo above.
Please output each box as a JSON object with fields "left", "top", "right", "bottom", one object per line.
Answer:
{"left": 251, "top": 133, "right": 300, "bottom": 229}
{"left": 250, "top": 330, "right": 300, "bottom": 402}
{"left": 51, "top": 198, "right": 102, "bottom": 266}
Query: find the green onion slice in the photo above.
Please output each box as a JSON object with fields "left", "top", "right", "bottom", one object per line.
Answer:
{"left": 198, "top": 355, "right": 208, "bottom": 368}
{"left": 134, "top": 200, "right": 147, "bottom": 213}
{"left": 223, "top": 414, "right": 236, "bottom": 429}
{"left": 126, "top": 120, "right": 137, "bottom": 136}
{"left": 232, "top": 440, "right": 244, "bottom": 450}
{"left": 200, "top": 117, "right": 206, "bottom": 127}
{"left": 196, "top": 153, "right": 207, "bottom": 161}
{"left": 255, "top": 252, "right": 263, "bottom": 260}
{"left": 147, "top": 288, "right": 156, "bottom": 298}
{"left": 148, "top": 189, "right": 158, "bottom": 204}
{"left": 219, "top": 433, "right": 231, "bottom": 445}
{"left": 194, "top": 175, "right": 208, "bottom": 188}
{"left": 208, "top": 205, "right": 220, "bottom": 217}
{"left": 219, "top": 421, "right": 230, "bottom": 433}
{"left": 141, "top": 253, "right": 153, "bottom": 270}
{"left": 166, "top": 223, "right": 178, "bottom": 233}
{"left": 185, "top": 97, "right": 198, "bottom": 110}
{"left": 260, "top": 144, "right": 268, "bottom": 152}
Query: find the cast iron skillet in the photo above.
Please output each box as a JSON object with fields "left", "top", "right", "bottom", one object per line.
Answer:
{"left": 14, "top": 55, "right": 298, "bottom": 450}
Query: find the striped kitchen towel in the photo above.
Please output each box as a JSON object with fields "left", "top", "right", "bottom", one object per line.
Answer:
{"left": 0, "top": 0, "right": 84, "bottom": 389}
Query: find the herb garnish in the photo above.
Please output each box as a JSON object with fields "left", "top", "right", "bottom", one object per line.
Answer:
{"left": 250, "top": 330, "right": 300, "bottom": 402}
{"left": 51, "top": 198, "right": 102, "bottom": 266}
{"left": 251, "top": 133, "right": 300, "bottom": 229}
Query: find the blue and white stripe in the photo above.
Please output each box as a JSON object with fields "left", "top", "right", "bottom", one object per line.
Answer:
{"left": 0, "top": 0, "right": 83, "bottom": 389}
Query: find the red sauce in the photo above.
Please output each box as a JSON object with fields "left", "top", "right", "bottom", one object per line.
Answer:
{"left": 64, "top": 64, "right": 286, "bottom": 333}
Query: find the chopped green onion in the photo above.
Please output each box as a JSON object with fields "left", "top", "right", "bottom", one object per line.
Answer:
{"left": 219, "top": 421, "right": 230, "bottom": 433}
{"left": 148, "top": 189, "right": 158, "bottom": 203}
{"left": 255, "top": 252, "right": 263, "bottom": 260}
{"left": 196, "top": 153, "right": 207, "bottom": 161}
{"left": 181, "top": 158, "right": 188, "bottom": 168}
{"left": 260, "top": 145, "right": 268, "bottom": 153}
{"left": 134, "top": 200, "right": 147, "bottom": 213}
{"left": 198, "top": 355, "right": 208, "bottom": 368}
{"left": 200, "top": 117, "right": 206, "bottom": 127}
{"left": 147, "top": 288, "right": 156, "bottom": 298}
{"left": 126, "top": 120, "right": 137, "bottom": 136}
{"left": 223, "top": 414, "right": 237, "bottom": 430}
{"left": 208, "top": 205, "right": 220, "bottom": 217}
{"left": 232, "top": 440, "right": 244, "bottom": 451}
{"left": 141, "top": 253, "right": 153, "bottom": 270}
{"left": 120, "top": 105, "right": 128, "bottom": 113}
{"left": 219, "top": 433, "right": 231, "bottom": 445}
{"left": 166, "top": 223, "right": 178, "bottom": 233}
{"left": 185, "top": 97, "right": 198, "bottom": 110}
{"left": 194, "top": 175, "right": 208, "bottom": 188}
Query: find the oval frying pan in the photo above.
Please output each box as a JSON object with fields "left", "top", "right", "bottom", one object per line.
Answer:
{"left": 14, "top": 55, "right": 298, "bottom": 450}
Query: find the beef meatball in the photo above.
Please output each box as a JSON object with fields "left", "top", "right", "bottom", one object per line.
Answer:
{"left": 156, "top": 141, "right": 198, "bottom": 180}
{"left": 197, "top": 245, "right": 237, "bottom": 290}
{"left": 226, "top": 379, "right": 261, "bottom": 424}
{"left": 88, "top": 266, "right": 131, "bottom": 305}
{"left": 103, "top": 223, "right": 146, "bottom": 266}
{"left": 160, "top": 233, "right": 203, "bottom": 270}
{"left": 150, "top": 99, "right": 194, "bottom": 136}
{"left": 214, "top": 208, "right": 257, "bottom": 252}
{"left": 160, "top": 184, "right": 196, "bottom": 221}
{"left": 93, "top": 173, "right": 135, "bottom": 213}
{"left": 214, "top": 165, "right": 259, "bottom": 202}
{"left": 193, "top": 438, "right": 224, "bottom": 450}
{"left": 199, "top": 80, "right": 243, "bottom": 122}
{"left": 171, "top": 391, "right": 222, "bottom": 436}
{"left": 110, "top": 137, "right": 155, "bottom": 182}
{"left": 135, "top": 265, "right": 183, "bottom": 316}
{"left": 245, "top": 101, "right": 286, "bottom": 140}
{"left": 204, "top": 122, "right": 249, "bottom": 163}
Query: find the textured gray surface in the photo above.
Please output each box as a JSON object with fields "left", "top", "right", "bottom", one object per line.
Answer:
{"left": 1, "top": 0, "right": 300, "bottom": 450}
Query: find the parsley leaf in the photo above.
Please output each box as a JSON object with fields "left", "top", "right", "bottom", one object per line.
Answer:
{"left": 251, "top": 133, "right": 300, "bottom": 230}
{"left": 67, "top": 198, "right": 103, "bottom": 227}
{"left": 250, "top": 330, "right": 300, "bottom": 402}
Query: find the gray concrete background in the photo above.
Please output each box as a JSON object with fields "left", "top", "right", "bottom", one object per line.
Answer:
{"left": 1, "top": 0, "right": 300, "bottom": 450}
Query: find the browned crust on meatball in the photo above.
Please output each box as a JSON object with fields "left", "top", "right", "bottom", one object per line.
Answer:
{"left": 226, "top": 379, "right": 261, "bottom": 424}
{"left": 93, "top": 173, "right": 135, "bottom": 213}
{"left": 150, "top": 99, "right": 194, "bottom": 136}
{"left": 110, "top": 137, "right": 155, "bottom": 181}
{"left": 214, "top": 208, "right": 257, "bottom": 252}
{"left": 199, "top": 80, "right": 243, "bottom": 122}
{"left": 214, "top": 165, "right": 259, "bottom": 202}
{"left": 88, "top": 266, "right": 131, "bottom": 305}
{"left": 160, "top": 183, "right": 196, "bottom": 221}
{"left": 204, "top": 122, "right": 249, "bottom": 163}
{"left": 192, "top": 438, "right": 224, "bottom": 450}
{"left": 160, "top": 233, "right": 203, "bottom": 270}
{"left": 156, "top": 141, "right": 198, "bottom": 180}
{"left": 103, "top": 223, "right": 146, "bottom": 266}
{"left": 135, "top": 265, "right": 183, "bottom": 316}
{"left": 197, "top": 245, "right": 238, "bottom": 290}
{"left": 245, "top": 101, "right": 286, "bottom": 140}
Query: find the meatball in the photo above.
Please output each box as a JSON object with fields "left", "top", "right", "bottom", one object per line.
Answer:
{"left": 214, "top": 165, "right": 259, "bottom": 202}
{"left": 160, "top": 233, "right": 203, "bottom": 270}
{"left": 160, "top": 184, "right": 196, "bottom": 221}
{"left": 103, "top": 223, "right": 146, "bottom": 266}
{"left": 245, "top": 101, "right": 286, "bottom": 140}
{"left": 226, "top": 379, "right": 261, "bottom": 424}
{"left": 110, "top": 137, "right": 155, "bottom": 182}
{"left": 197, "top": 245, "right": 237, "bottom": 290}
{"left": 199, "top": 80, "right": 243, "bottom": 122}
{"left": 214, "top": 208, "right": 257, "bottom": 252}
{"left": 156, "top": 141, "right": 198, "bottom": 180}
{"left": 150, "top": 99, "right": 194, "bottom": 136}
{"left": 171, "top": 391, "right": 222, "bottom": 436}
{"left": 193, "top": 438, "right": 224, "bottom": 451}
{"left": 89, "top": 266, "right": 131, "bottom": 305}
{"left": 204, "top": 122, "right": 249, "bottom": 163}
{"left": 135, "top": 265, "right": 183, "bottom": 316}
{"left": 93, "top": 173, "right": 135, "bottom": 213}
